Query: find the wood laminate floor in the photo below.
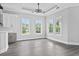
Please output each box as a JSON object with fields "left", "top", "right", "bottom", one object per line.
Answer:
{"left": 0, "top": 39, "right": 79, "bottom": 56}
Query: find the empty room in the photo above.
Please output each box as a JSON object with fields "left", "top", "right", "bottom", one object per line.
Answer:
{"left": 1, "top": 3, "right": 79, "bottom": 56}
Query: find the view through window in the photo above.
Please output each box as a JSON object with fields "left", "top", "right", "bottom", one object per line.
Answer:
{"left": 49, "top": 19, "right": 53, "bottom": 33}
{"left": 35, "top": 20, "right": 42, "bottom": 33}
{"left": 21, "top": 18, "right": 30, "bottom": 34}
{"left": 48, "top": 16, "right": 62, "bottom": 34}
{"left": 55, "top": 20, "right": 61, "bottom": 33}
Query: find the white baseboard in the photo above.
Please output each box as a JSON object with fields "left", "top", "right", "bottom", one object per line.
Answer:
{"left": 47, "top": 37, "right": 79, "bottom": 45}
{"left": 17, "top": 38, "right": 45, "bottom": 41}
{"left": 47, "top": 37, "right": 68, "bottom": 44}
{"left": 0, "top": 47, "right": 8, "bottom": 54}
{"left": 68, "top": 42, "right": 79, "bottom": 45}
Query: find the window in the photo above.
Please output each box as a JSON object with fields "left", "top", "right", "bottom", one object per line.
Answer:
{"left": 55, "top": 20, "right": 61, "bottom": 34}
{"left": 21, "top": 18, "right": 30, "bottom": 34}
{"left": 48, "top": 19, "right": 53, "bottom": 33}
{"left": 49, "top": 24, "right": 53, "bottom": 32}
{"left": 35, "top": 20, "right": 42, "bottom": 33}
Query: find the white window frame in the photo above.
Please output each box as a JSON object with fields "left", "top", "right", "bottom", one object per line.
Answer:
{"left": 55, "top": 16, "right": 62, "bottom": 35}
{"left": 21, "top": 18, "right": 30, "bottom": 35}
{"left": 48, "top": 19, "right": 54, "bottom": 33}
{"left": 47, "top": 16, "right": 55, "bottom": 34}
{"left": 35, "top": 19, "right": 42, "bottom": 34}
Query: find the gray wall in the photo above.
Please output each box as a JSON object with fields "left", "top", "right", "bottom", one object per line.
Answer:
{"left": 68, "top": 6, "right": 79, "bottom": 45}
{"left": 46, "top": 8, "right": 69, "bottom": 44}
{"left": 46, "top": 6, "right": 79, "bottom": 45}
{"left": 3, "top": 13, "right": 46, "bottom": 41}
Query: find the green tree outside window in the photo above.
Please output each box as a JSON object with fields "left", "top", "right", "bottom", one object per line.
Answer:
{"left": 49, "top": 24, "right": 53, "bottom": 32}
{"left": 55, "top": 21, "right": 60, "bottom": 33}
{"left": 35, "top": 24, "right": 41, "bottom": 33}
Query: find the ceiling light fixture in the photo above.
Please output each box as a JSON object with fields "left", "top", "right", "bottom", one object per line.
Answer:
{"left": 35, "top": 3, "right": 42, "bottom": 13}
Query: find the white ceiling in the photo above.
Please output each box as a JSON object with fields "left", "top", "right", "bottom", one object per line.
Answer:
{"left": 1, "top": 3, "right": 79, "bottom": 16}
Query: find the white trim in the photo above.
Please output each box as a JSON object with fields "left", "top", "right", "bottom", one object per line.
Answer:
{"left": 47, "top": 37, "right": 68, "bottom": 44}
{"left": 47, "top": 37, "right": 79, "bottom": 45}
{"left": 68, "top": 42, "right": 79, "bottom": 45}
{"left": 0, "top": 47, "right": 8, "bottom": 54}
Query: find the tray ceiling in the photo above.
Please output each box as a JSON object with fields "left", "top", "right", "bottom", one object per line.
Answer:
{"left": 1, "top": 3, "right": 79, "bottom": 16}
